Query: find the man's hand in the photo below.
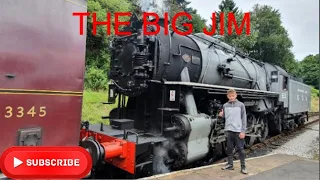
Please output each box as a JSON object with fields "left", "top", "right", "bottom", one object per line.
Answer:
{"left": 239, "top": 132, "right": 245, "bottom": 139}
{"left": 218, "top": 109, "right": 223, "bottom": 117}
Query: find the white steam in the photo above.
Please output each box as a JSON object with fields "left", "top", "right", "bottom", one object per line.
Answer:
{"left": 152, "top": 139, "right": 179, "bottom": 175}
{"left": 137, "top": 0, "right": 168, "bottom": 19}
{"left": 153, "top": 146, "right": 170, "bottom": 174}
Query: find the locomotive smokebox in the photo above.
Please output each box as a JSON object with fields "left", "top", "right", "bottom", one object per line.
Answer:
{"left": 109, "top": 12, "right": 204, "bottom": 97}
{"left": 109, "top": 14, "right": 158, "bottom": 97}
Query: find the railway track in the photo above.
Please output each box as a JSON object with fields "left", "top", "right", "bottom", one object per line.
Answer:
{"left": 214, "top": 112, "right": 320, "bottom": 164}
{"left": 308, "top": 111, "right": 320, "bottom": 117}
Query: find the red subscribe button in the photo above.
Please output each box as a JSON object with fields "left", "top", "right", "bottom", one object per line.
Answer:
{"left": 0, "top": 146, "right": 92, "bottom": 179}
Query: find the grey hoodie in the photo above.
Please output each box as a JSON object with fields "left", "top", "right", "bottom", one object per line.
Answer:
{"left": 222, "top": 99, "right": 247, "bottom": 133}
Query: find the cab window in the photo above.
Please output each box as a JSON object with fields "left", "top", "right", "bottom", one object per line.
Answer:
{"left": 283, "top": 76, "right": 288, "bottom": 90}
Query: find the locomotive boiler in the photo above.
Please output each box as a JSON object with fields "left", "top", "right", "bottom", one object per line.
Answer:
{"left": 79, "top": 13, "right": 311, "bottom": 179}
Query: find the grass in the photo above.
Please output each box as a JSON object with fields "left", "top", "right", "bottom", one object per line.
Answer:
{"left": 81, "top": 90, "right": 118, "bottom": 125}
{"left": 311, "top": 96, "right": 319, "bottom": 112}
{"left": 311, "top": 86, "right": 319, "bottom": 112}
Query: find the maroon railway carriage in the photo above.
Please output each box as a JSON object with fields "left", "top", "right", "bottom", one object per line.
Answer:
{"left": 0, "top": 0, "right": 87, "bottom": 158}
{"left": 0, "top": 1, "right": 139, "bottom": 179}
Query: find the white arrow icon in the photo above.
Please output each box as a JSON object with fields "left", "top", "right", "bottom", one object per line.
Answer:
{"left": 13, "top": 157, "right": 23, "bottom": 168}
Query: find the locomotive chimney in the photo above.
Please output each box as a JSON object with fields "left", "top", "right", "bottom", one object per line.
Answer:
{"left": 159, "top": 17, "right": 170, "bottom": 28}
{"left": 147, "top": 17, "right": 170, "bottom": 28}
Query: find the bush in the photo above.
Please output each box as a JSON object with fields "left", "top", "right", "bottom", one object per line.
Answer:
{"left": 311, "top": 86, "right": 320, "bottom": 97}
{"left": 310, "top": 86, "right": 319, "bottom": 112}
{"left": 84, "top": 66, "right": 108, "bottom": 90}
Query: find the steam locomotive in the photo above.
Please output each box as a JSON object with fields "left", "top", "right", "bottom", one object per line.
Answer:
{"left": 80, "top": 13, "right": 311, "bottom": 179}
{"left": 0, "top": 1, "right": 311, "bottom": 179}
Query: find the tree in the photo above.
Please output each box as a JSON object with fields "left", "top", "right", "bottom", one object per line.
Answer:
{"left": 165, "top": 0, "right": 207, "bottom": 33}
{"left": 216, "top": 0, "right": 239, "bottom": 25}
{"left": 283, "top": 52, "right": 300, "bottom": 77}
{"left": 190, "top": 12, "right": 207, "bottom": 33}
{"left": 220, "top": 4, "right": 294, "bottom": 71}
{"left": 249, "top": 4, "right": 293, "bottom": 67}
{"left": 85, "top": 0, "right": 133, "bottom": 90}
{"left": 298, "top": 54, "right": 320, "bottom": 89}
{"left": 206, "top": 0, "right": 242, "bottom": 41}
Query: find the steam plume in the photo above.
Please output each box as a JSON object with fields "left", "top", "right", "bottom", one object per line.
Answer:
{"left": 137, "top": 0, "right": 168, "bottom": 19}
{"left": 153, "top": 145, "right": 170, "bottom": 174}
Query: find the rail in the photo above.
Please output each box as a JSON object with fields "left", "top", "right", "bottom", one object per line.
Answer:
{"left": 308, "top": 111, "right": 319, "bottom": 117}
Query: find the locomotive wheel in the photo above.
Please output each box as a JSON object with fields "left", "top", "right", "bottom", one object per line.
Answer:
{"left": 201, "top": 143, "right": 224, "bottom": 166}
{"left": 246, "top": 113, "right": 256, "bottom": 132}
{"left": 295, "top": 116, "right": 305, "bottom": 127}
{"left": 299, "top": 118, "right": 306, "bottom": 126}
{"left": 288, "top": 121, "right": 297, "bottom": 132}
{"left": 244, "top": 113, "right": 256, "bottom": 148}
{"left": 274, "top": 111, "right": 282, "bottom": 134}
{"left": 212, "top": 142, "right": 224, "bottom": 160}
{"left": 244, "top": 136, "right": 255, "bottom": 149}
{"left": 257, "top": 115, "right": 269, "bottom": 143}
{"left": 135, "top": 153, "right": 154, "bottom": 178}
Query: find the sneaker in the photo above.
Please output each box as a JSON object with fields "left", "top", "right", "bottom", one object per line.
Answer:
{"left": 241, "top": 167, "right": 248, "bottom": 174}
{"left": 221, "top": 164, "right": 234, "bottom": 170}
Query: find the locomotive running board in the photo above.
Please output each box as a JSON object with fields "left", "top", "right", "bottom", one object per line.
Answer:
{"left": 156, "top": 81, "right": 279, "bottom": 98}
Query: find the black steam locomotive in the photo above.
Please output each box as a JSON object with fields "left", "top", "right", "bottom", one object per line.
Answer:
{"left": 80, "top": 13, "right": 311, "bottom": 179}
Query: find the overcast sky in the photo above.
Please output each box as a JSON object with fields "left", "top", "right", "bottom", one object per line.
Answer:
{"left": 188, "top": 0, "right": 319, "bottom": 61}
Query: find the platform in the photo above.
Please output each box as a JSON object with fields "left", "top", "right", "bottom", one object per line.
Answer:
{"left": 143, "top": 153, "right": 319, "bottom": 180}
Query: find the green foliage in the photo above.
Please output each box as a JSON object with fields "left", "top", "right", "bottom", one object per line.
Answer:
{"left": 283, "top": 53, "right": 300, "bottom": 76}
{"left": 218, "top": 0, "right": 239, "bottom": 14}
{"left": 216, "top": 0, "right": 242, "bottom": 42}
{"left": 165, "top": 0, "right": 207, "bottom": 33}
{"left": 311, "top": 88, "right": 319, "bottom": 112}
{"left": 311, "top": 86, "right": 319, "bottom": 97}
{"left": 216, "top": 10, "right": 251, "bottom": 45}
{"left": 84, "top": 66, "right": 108, "bottom": 90}
{"left": 230, "top": 4, "right": 293, "bottom": 69}
{"left": 189, "top": 12, "right": 207, "bottom": 33}
{"left": 251, "top": 4, "right": 293, "bottom": 66}
{"left": 298, "top": 54, "right": 320, "bottom": 89}
{"left": 205, "top": 0, "right": 246, "bottom": 44}
{"left": 85, "top": 0, "right": 133, "bottom": 90}
{"left": 206, "top": 1, "right": 295, "bottom": 73}
{"left": 310, "top": 86, "right": 319, "bottom": 112}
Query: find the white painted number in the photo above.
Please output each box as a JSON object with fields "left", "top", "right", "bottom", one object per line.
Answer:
{"left": 169, "top": 90, "right": 175, "bottom": 101}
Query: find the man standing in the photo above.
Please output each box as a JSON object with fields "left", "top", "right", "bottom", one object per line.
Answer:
{"left": 219, "top": 89, "right": 248, "bottom": 174}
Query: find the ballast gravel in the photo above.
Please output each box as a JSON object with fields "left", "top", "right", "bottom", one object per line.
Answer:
{"left": 273, "top": 122, "right": 319, "bottom": 160}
